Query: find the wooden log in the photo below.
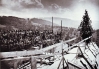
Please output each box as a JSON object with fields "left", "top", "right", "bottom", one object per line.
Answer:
{"left": 86, "top": 45, "right": 96, "bottom": 58}
{"left": 78, "top": 46, "right": 94, "bottom": 69}
{"left": 80, "top": 60, "right": 88, "bottom": 69}
{"left": 68, "top": 62, "right": 81, "bottom": 69}
{"left": 14, "top": 60, "right": 18, "bottom": 69}
{"left": 57, "top": 58, "right": 63, "bottom": 69}
{"left": 31, "top": 56, "right": 37, "bottom": 69}
{"left": 82, "top": 55, "right": 94, "bottom": 69}
{"left": 40, "top": 58, "right": 42, "bottom": 65}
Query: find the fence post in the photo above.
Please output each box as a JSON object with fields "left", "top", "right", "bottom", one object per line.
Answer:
{"left": 14, "top": 60, "right": 18, "bottom": 69}
{"left": 40, "top": 58, "right": 42, "bottom": 65}
{"left": 31, "top": 56, "right": 37, "bottom": 69}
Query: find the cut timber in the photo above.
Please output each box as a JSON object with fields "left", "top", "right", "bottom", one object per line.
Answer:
{"left": 82, "top": 54, "right": 94, "bottom": 69}
{"left": 68, "top": 62, "right": 82, "bottom": 69}
{"left": 80, "top": 60, "right": 88, "bottom": 69}
{"left": 78, "top": 46, "right": 94, "bottom": 69}
{"left": 0, "top": 37, "right": 77, "bottom": 59}
{"left": 65, "top": 36, "right": 92, "bottom": 52}
{"left": 31, "top": 56, "right": 37, "bottom": 69}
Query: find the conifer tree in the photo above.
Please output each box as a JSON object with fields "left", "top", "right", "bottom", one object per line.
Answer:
{"left": 78, "top": 10, "right": 93, "bottom": 44}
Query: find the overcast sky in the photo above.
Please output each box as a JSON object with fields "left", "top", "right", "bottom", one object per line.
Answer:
{"left": 0, "top": 0, "right": 99, "bottom": 29}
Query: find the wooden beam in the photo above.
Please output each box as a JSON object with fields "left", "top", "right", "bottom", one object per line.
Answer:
{"left": 78, "top": 47, "right": 94, "bottom": 69}
{"left": 31, "top": 56, "right": 37, "bottom": 69}
{"left": 86, "top": 45, "right": 96, "bottom": 58}
{"left": 80, "top": 60, "right": 88, "bottom": 69}
{"left": 14, "top": 60, "right": 18, "bottom": 69}
{"left": 65, "top": 36, "right": 92, "bottom": 52}
{"left": 0, "top": 37, "right": 77, "bottom": 59}
{"left": 68, "top": 62, "right": 81, "bottom": 69}
{"left": 57, "top": 58, "right": 63, "bottom": 69}
{"left": 0, "top": 50, "right": 43, "bottom": 59}
{"left": 82, "top": 55, "right": 94, "bottom": 69}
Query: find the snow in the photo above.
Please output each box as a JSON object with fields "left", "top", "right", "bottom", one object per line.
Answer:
{"left": 47, "top": 60, "right": 61, "bottom": 69}
{"left": 45, "top": 42, "right": 99, "bottom": 69}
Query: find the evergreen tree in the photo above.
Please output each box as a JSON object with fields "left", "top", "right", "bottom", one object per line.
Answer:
{"left": 78, "top": 10, "right": 93, "bottom": 44}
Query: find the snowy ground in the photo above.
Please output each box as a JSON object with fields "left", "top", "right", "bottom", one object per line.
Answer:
{"left": 38, "top": 42, "right": 99, "bottom": 69}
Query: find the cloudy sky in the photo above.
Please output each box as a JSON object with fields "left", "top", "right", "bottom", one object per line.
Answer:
{"left": 0, "top": 0, "right": 99, "bottom": 29}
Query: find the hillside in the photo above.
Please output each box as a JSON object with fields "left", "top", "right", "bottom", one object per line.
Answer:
{"left": 31, "top": 18, "right": 58, "bottom": 26}
{"left": 0, "top": 16, "right": 33, "bottom": 30}
{"left": 0, "top": 16, "right": 58, "bottom": 31}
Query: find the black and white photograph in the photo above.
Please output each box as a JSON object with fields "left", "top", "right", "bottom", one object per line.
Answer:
{"left": 0, "top": 0, "right": 99, "bottom": 69}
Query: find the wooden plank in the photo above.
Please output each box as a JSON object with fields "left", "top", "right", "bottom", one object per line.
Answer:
{"left": 31, "top": 56, "right": 37, "bottom": 69}
{"left": 41, "top": 37, "right": 77, "bottom": 52}
{"left": 80, "top": 60, "right": 88, "bottom": 69}
{"left": 18, "top": 61, "right": 30, "bottom": 69}
{"left": 68, "top": 62, "right": 82, "bottom": 69}
{"left": 0, "top": 50, "right": 43, "bottom": 58}
{"left": 64, "top": 37, "right": 77, "bottom": 43}
{"left": 14, "top": 60, "right": 18, "bottom": 69}
{"left": 82, "top": 55, "right": 94, "bottom": 69}
{"left": 0, "top": 37, "right": 77, "bottom": 59}
{"left": 78, "top": 46, "right": 94, "bottom": 69}
{"left": 1, "top": 57, "right": 30, "bottom": 61}
{"left": 65, "top": 36, "right": 92, "bottom": 52}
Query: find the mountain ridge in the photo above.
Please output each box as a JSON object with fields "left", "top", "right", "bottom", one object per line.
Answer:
{"left": 0, "top": 16, "right": 58, "bottom": 30}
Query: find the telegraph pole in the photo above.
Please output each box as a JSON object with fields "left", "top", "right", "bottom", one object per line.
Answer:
{"left": 61, "top": 20, "right": 62, "bottom": 40}
{"left": 61, "top": 21, "right": 64, "bottom": 69}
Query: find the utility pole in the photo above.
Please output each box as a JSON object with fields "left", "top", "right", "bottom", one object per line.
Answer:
{"left": 61, "top": 20, "right": 62, "bottom": 40}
